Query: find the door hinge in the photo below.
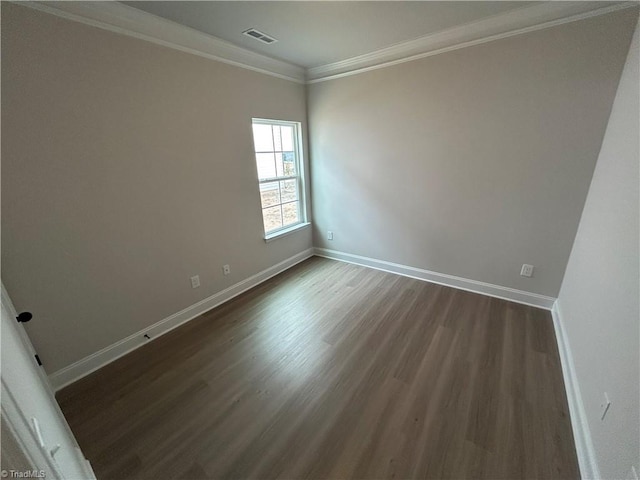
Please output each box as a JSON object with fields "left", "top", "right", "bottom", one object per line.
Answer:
{"left": 34, "top": 354, "right": 42, "bottom": 366}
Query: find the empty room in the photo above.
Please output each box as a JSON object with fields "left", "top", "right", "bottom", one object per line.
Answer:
{"left": 1, "top": 1, "right": 638, "bottom": 479}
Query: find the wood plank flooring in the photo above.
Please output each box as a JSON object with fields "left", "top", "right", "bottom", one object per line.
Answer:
{"left": 57, "top": 256, "right": 579, "bottom": 479}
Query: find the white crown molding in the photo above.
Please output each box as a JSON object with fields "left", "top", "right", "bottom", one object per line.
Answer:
{"left": 13, "top": 1, "right": 638, "bottom": 85}
{"left": 17, "top": 1, "right": 306, "bottom": 84}
{"left": 307, "top": 1, "right": 638, "bottom": 83}
{"left": 315, "top": 248, "right": 556, "bottom": 310}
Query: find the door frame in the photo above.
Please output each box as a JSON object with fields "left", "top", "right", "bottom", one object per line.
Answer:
{"left": 1, "top": 284, "right": 56, "bottom": 395}
{"left": 1, "top": 282, "right": 95, "bottom": 479}
{"left": 1, "top": 378, "right": 65, "bottom": 479}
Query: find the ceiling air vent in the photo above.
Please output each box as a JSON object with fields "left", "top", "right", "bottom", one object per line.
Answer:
{"left": 242, "top": 28, "right": 278, "bottom": 45}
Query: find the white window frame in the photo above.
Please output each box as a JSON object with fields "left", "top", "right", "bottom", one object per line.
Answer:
{"left": 251, "top": 118, "right": 309, "bottom": 241}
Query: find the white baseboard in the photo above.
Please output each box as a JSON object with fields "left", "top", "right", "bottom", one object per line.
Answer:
{"left": 49, "top": 248, "right": 314, "bottom": 391}
{"left": 551, "top": 301, "right": 600, "bottom": 480}
{"left": 314, "top": 248, "right": 555, "bottom": 309}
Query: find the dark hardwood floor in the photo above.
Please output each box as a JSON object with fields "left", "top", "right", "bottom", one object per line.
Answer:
{"left": 57, "top": 256, "right": 579, "bottom": 479}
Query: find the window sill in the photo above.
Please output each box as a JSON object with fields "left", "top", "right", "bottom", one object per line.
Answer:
{"left": 264, "top": 222, "right": 311, "bottom": 243}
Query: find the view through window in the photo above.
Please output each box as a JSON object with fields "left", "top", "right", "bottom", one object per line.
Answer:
{"left": 251, "top": 119, "right": 305, "bottom": 236}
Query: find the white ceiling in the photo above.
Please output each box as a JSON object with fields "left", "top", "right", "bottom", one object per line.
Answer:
{"left": 121, "top": 1, "right": 542, "bottom": 68}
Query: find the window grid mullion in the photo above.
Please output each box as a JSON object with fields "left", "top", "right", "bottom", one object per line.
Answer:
{"left": 259, "top": 176, "right": 296, "bottom": 184}
{"left": 293, "top": 123, "right": 302, "bottom": 223}
{"left": 297, "top": 176, "right": 302, "bottom": 220}
{"left": 261, "top": 200, "right": 297, "bottom": 209}
{"left": 270, "top": 125, "right": 277, "bottom": 180}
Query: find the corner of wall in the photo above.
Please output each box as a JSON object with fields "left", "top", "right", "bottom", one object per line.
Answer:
{"left": 551, "top": 300, "right": 601, "bottom": 479}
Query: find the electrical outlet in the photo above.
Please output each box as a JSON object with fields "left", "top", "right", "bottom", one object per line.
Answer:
{"left": 327, "top": 231, "right": 334, "bottom": 240}
{"left": 600, "top": 392, "right": 611, "bottom": 420}
{"left": 223, "top": 264, "right": 231, "bottom": 276}
{"left": 520, "top": 264, "right": 534, "bottom": 277}
{"left": 190, "top": 275, "right": 200, "bottom": 289}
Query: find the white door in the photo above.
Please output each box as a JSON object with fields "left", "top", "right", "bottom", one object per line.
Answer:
{"left": 1, "top": 285, "right": 95, "bottom": 480}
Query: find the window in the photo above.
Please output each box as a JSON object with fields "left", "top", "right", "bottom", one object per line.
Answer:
{"left": 251, "top": 119, "right": 307, "bottom": 238}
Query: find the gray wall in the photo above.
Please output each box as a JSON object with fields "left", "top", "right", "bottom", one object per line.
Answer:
{"left": 308, "top": 9, "right": 638, "bottom": 297}
{"left": 1, "top": 3, "right": 312, "bottom": 374}
{"left": 556, "top": 19, "right": 639, "bottom": 480}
